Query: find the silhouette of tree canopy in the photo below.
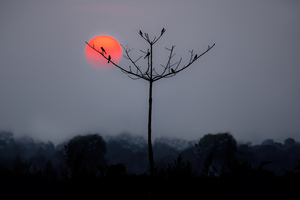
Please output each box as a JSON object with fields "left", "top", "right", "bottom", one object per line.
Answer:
{"left": 106, "top": 133, "right": 148, "bottom": 174}
{"left": 64, "top": 134, "right": 107, "bottom": 178}
{"left": 0, "top": 131, "right": 14, "bottom": 162}
{"left": 195, "top": 133, "right": 237, "bottom": 176}
{"left": 1, "top": 131, "right": 300, "bottom": 179}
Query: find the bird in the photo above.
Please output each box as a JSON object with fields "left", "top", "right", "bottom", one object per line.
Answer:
{"left": 101, "top": 47, "right": 107, "bottom": 54}
{"left": 108, "top": 55, "right": 111, "bottom": 63}
{"left": 139, "top": 30, "right": 143, "bottom": 36}
{"left": 161, "top": 28, "right": 166, "bottom": 35}
{"left": 194, "top": 54, "right": 197, "bottom": 60}
{"left": 144, "top": 51, "right": 150, "bottom": 59}
{"left": 171, "top": 68, "right": 175, "bottom": 74}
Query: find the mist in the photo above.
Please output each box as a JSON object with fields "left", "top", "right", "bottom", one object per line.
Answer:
{"left": 1, "top": 131, "right": 300, "bottom": 199}
{"left": 1, "top": 1, "right": 300, "bottom": 199}
{"left": 1, "top": 0, "right": 300, "bottom": 144}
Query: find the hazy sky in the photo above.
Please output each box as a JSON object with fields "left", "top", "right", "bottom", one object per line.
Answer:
{"left": 1, "top": 0, "right": 300, "bottom": 144}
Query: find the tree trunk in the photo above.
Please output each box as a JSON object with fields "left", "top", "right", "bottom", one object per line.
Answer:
{"left": 148, "top": 80, "right": 154, "bottom": 175}
{"left": 148, "top": 43, "right": 154, "bottom": 175}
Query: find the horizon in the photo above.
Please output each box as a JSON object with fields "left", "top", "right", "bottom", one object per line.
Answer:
{"left": 2, "top": 130, "right": 299, "bottom": 147}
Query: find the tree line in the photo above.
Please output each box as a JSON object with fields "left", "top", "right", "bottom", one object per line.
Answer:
{"left": 1, "top": 131, "right": 299, "bottom": 177}
{"left": 0, "top": 131, "right": 300, "bottom": 199}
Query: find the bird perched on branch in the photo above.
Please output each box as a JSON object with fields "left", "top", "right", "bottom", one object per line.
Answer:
{"left": 144, "top": 51, "right": 150, "bottom": 59}
{"left": 139, "top": 30, "right": 143, "bottom": 36}
{"left": 101, "top": 47, "right": 107, "bottom": 54}
{"left": 171, "top": 68, "right": 176, "bottom": 74}
{"left": 108, "top": 55, "right": 111, "bottom": 63}
{"left": 161, "top": 28, "right": 166, "bottom": 35}
{"left": 194, "top": 54, "right": 198, "bottom": 61}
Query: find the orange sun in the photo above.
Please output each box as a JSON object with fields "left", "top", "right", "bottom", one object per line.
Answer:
{"left": 85, "top": 35, "right": 122, "bottom": 69}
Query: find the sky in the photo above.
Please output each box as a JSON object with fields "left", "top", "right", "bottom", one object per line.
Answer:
{"left": 1, "top": 0, "right": 300, "bottom": 145}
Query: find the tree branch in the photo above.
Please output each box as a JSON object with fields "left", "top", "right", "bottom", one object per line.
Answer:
{"left": 153, "top": 43, "right": 215, "bottom": 82}
{"left": 122, "top": 45, "right": 150, "bottom": 79}
{"left": 138, "top": 28, "right": 166, "bottom": 44}
{"left": 86, "top": 29, "right": 215, "bottom": 177}
{"left": 86, "top": 30, "right": 215, "bottom": 83}
{"left": 85, "top": 41, "right": 149, "bottom": 81}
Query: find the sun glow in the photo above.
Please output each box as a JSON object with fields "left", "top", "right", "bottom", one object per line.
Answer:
{"left": 85, "top": 35, "right": 122, "bottom": 69}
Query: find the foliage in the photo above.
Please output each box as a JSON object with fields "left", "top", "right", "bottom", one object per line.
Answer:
{"left": 166, "top": 154, "right": 193, "bottom": 179}
{"left": 64, "top": 134, "right": 107, "bottom": 178}
{"left": 1, "top": 131, "right": 300, "bottom": 199}
{"left": 195, "top": 133, "right": 237, "bottom": 176}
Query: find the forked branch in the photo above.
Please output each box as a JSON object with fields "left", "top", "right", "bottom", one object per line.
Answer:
{"left": 153, "top": 43, "right": 215, "bottom": 82}
{"left": 86, "top": 28, "right": 215, "bottom": 176}
{"left": 86, "top": 28, "right": 215, "bottom": 83}
{"left": 85, "top": 42, "right": 149, "bottom": 81}
{"left": 138, "top": 28, "right": 166, "bottom": 44}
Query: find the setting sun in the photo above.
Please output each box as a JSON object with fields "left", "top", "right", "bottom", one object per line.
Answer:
{"left": 85, "top": 35, "right": 122, "bottom": 69}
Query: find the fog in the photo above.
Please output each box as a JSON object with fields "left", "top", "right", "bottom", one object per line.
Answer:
{"left": 1, "top": 1, "right": 300, "bottom": 149}
{"left": 1, "top": 130, "right": 300, "bottom": 199}
{"left": 1, "top": 131, "right": 299, "bottom": 176}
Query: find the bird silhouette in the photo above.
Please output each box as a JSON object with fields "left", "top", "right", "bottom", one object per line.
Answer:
{"left": 161, "top": 28, "right": 166, "bottom": 35}
{"left": 171, "top": 68, "right": 175, "bottom": 74}
{"left": 108, "top": 55, "right": 111, "bottom": 63}
{"left": 144, "top": 51, "right": 150, "bottom": 59}
{"left": 101, "top": 47, "right": 107, "bottom": 54}
{"left": 194, "top": 54, "right": 197, "bottom": 60}
{"left": 139, "top": 30, "right": 143, "bottom": 36}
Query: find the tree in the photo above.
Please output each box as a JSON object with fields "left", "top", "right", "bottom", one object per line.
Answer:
{"left": 64, "top": 134, "right": 107, "bottom": 178}
{"left": 195, "top": 133, "right": 237, "bottom": 176}
{"left": 0, "top": 131, "right": 15, "bottom": 162}
{"left": 86, "top": 28, "right": 215, "bottom": 175}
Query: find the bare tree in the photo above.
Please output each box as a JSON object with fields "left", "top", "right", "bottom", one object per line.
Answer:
{"left": 86, "top": 28, "right": 215, "bottom": 175}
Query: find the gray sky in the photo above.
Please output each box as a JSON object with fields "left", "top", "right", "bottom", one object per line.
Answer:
{"left": 1, "top": 0, "right": 300, "bottom": 144}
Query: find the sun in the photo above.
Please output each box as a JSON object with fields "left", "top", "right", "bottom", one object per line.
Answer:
{"left": 85, "top": 35, "right": 122, "bottom": 69}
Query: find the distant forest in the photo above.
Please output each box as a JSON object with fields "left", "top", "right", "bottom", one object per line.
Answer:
{"left": 1, "top": 131, "right": 300, "bottom": 199}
